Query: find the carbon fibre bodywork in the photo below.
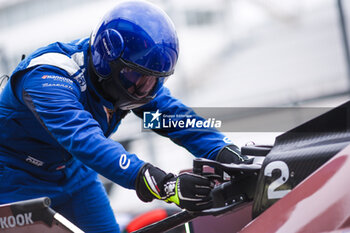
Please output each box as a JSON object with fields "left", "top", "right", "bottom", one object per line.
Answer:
{"left": 190, "top": 101, "right": 350, "bottom": 233}
{"left": 252, "top": 101, "right": 350, "bottom": 217}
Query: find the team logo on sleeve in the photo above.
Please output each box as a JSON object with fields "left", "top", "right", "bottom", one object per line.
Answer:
{"left": 223, "top": 137, "right": 234, "bottom": 144}
{"left": 143, "top": 110, "right": 162, "bottom": 129}
{"left": 74, "top": 73, "right": 87, "bottom": 92}
{"left": 119, "top": 154, "right": 130, "bottom": 170}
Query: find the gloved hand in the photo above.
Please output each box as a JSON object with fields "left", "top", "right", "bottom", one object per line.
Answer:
{"left": 216, "top": 144, "right": 253, "bottom": 164}
{"left": 135, "top": 163, "right": 214, "bottom": 211}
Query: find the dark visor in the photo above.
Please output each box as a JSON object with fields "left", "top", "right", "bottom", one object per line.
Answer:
{"left": 119, "top": 67, "right": 160, "bottom": 98}
{"left": 111, "top": 59, "right": 170, "bottom": 99}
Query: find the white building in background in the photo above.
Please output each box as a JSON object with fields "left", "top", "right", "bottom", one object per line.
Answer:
{"left": 1, "top": 0, "right": 349, "bottom": 106}
{"left": 1, "top": 0, "right": 350, "bottom": 222}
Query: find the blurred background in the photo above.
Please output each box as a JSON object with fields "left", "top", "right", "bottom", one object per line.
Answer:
{"left": 1, "top": 0, "right": 350, "bottom": 230}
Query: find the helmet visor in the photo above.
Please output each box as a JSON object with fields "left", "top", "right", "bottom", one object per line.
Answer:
{"left": 119, "top": 67, "right": 159, "bottom": 98}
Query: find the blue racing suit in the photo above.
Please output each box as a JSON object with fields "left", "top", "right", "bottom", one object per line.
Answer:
{"left": 0, "top": 38, "right": 229, "bottom": 232}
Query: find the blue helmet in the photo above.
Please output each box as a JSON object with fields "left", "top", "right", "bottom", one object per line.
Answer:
{"left": 89, "top": 0, "right": 179, "bottom": 110}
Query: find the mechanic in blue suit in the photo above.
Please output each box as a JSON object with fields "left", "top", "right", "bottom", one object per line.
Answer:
{"left": 0, "top": 1, "right": 249, "bottom": 232}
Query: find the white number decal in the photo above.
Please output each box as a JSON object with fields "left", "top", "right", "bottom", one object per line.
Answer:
{"left": 264, "top": 161, "right": 291, "bottom": 199}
